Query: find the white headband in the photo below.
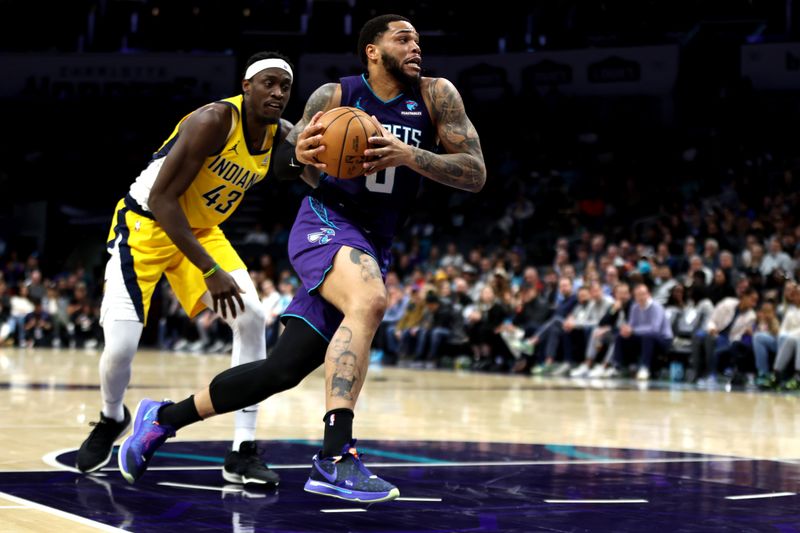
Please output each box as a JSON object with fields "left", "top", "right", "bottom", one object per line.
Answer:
{"left": 245, "top": 58, "right": 293, "bottom": 81}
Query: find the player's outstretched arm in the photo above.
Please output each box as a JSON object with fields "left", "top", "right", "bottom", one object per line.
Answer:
{"left": 149, "top": 104, "right": 245, "bottom": 318}
{"left": 149, "top": 105, "right": 229, "bottom": 272}
{"left": 364, "top": 77, "right": 486, "bottom": 193}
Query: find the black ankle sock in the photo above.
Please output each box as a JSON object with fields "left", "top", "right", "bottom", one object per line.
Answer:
{"left": 322, "top": 408, "right": 354, "bottom": 457}
{"left": 158, "top": 396, "right": 202, "bottom": 431}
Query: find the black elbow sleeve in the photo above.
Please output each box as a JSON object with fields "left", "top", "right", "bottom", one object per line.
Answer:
{"left": 273, "top": 141, "right": 305, "bottom": 181}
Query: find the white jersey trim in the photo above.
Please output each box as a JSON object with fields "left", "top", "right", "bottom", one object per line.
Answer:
{"left": 128, "top": 157, "right": 165, "bottom": 212}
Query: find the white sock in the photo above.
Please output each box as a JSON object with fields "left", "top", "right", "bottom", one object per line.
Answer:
{"left": 232, "top": 414, "right": 257, "bottom": 450}
{"left": 99, "top": 320, "right": 143, "bottom": 422}
{"left": 201, "top": 269, "right": 267, "bottom": 451}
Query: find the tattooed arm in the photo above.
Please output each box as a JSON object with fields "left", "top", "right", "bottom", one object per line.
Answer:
{"left": 274, "top": 83, "right": 342, "bottom": 188}
{"left": 363, "top": 77, "right": 486, "bottom": 193}
{"left": 288, "top": 82, "right": 341, "bottom": 145}
{"left": 292, "top": 83, "right": 341, "bottom": 182}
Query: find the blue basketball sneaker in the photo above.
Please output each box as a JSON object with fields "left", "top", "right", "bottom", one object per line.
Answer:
{"left": 118, "top": 398, "right": 175, "bottom": 484}
{"left": 303, "top": 440, "right": 399, "bottom": 503}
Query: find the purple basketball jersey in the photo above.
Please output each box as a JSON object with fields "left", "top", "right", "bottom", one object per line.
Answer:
{"left": 282, "top": 75, "right": 436, "bottom": 340}
{"left": 311, "top": 75, "right": 437, "bottom": 241}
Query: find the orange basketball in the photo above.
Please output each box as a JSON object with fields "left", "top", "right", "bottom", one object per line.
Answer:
{"left": 314, "top": 106, "right": 382, "bottom": 179}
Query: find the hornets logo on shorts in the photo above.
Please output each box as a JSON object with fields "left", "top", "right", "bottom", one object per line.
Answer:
{"left": 307, "top": 228, "right": 336, "bottom": 245}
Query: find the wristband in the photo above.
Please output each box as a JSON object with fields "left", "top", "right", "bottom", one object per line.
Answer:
{"left": 202, "top": 263, "right": 220, "bottom": 279}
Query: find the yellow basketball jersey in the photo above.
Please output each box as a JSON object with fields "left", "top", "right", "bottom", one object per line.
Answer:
{"left": 129, "top": 95, "right": 278, "bottom": 228}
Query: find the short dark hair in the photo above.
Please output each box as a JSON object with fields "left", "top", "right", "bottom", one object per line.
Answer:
{"left": 742, "top": 287, "right": 759, "bottom": 298}
{"left": 243, "top": 51, "right": 293, "bottom": 79}
{"left": 357, "top": 14, "right": 410, "bottom": 68}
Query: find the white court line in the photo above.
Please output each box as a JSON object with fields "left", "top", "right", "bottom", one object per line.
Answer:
{"left": 725, "top": 492, "right": 796, "bottom": 500}
{"left": 106, "top": 465, "right": 224, "bottom": 472}
{"left": 34, "top": 448, "right": 782, "bottom": 476}
{"left": 545, "top": 499, "right": 648, "bottom": 504}
{"left": 0, "top": 491, "right": 128, "bottom": 532}
{"left": 80, "top": 456, "right": 756, "bottom": 473}
{"left": 320, "top": 508, "right": 368, "bottom": 513}
{"left": 42, "top": 448, "right": 82, "bottom": 472}
{"left": 396, "top": 497, "right": 442, "bottom": 502}
{"left": 0, "top": 505, "right": 31, "bottom": 509}
{"left": 158, "top": 482, "right": 243, "bottom": 493}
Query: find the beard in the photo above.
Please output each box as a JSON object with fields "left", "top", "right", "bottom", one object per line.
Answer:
{"left": 381, "top": 51, "right": 420, "bottom": 87}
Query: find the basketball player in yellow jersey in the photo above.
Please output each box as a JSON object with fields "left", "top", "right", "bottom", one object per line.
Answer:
{"left": 75, "top": 52, "right": 295, "bottom": 486}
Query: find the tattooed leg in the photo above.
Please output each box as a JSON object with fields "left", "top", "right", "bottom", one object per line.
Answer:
{"left": 350, "top": 248, "right": 382, "bottom": 281}
{"left": 324, "top": 325, "right": 374, "bottom": 409}
{"left": 319, "top": 246, "right": 388, "bottom": 411}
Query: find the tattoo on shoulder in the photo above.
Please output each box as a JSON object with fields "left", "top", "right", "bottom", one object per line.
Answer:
{"left": 431, "top": 80, "right": 482, "bottom": 153}
{"left": 424, "top": 78, "right": 443, "bottom": 123}
{"left": 349, "top": 248, "right": 381, "bottom": 281}
{"left": 303, "top": 83, "right": 337, "bottom": 121}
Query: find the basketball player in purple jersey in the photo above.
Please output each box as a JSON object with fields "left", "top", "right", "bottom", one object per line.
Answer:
{"left": 118, "top": 14, "right": 485, "bottom": 503}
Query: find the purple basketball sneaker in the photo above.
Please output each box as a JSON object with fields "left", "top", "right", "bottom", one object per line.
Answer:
{"left": 304, "top": 440, "right": 399, "bottom": 503}
{"left": 118, "top": 398, "right": 175, "bottom": 484}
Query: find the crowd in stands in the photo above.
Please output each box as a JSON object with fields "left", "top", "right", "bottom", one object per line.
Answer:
{"left": 0, "top": 254, "right": 102, "bottom": 350}
{"left": 371, "top": 184, "right": 800, "bottom": 394}
{"left": 3, "top": 169, "right": 800, "bottom": 394}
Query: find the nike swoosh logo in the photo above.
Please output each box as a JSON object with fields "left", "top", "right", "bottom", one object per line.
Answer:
{"left": 144, "top": 405, "right": 160, "bottom": 421}
{"left": 308, "top": 480, "right": 352, "bottom": 494}
{"left": 314, "top": 461, "right": 338, "bottom": 484}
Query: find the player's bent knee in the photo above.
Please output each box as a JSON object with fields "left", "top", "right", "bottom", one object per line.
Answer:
{"left": 230, "top": 296, "right": 266, "bottom": 330}
{"left": 270, "top": 367, "right": 305, "bottom": 393}
{"left": 345, "top": 289, "right": 387, "bottom": 329}
{"left": 100, "top": 323, "right": 140, "bottom": 367}
{"left": 365, "top": 291, "right": 389, "bottom": 326}
{"left": 209, "top": 360, "right": 269, "bottom": 412}
{"left": 208, "top": 357, "right": 309, "bottom": 412}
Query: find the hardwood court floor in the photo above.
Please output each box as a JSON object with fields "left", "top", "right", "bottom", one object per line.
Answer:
{"left": 1, "top": 347, "right": 798, "bottom": 531}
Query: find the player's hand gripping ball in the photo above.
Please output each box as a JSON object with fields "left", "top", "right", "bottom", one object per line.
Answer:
{"left": 314, "top": 107, "right": 382, "bottom": 179}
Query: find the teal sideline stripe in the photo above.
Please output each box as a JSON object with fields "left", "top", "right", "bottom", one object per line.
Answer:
{"left": 115, "top": 440, "right": 448, "bottom": 465}
{"left": 545, "top": 444, "right": 612, "bottom": 461}
{"left": 149, "top": 450, "right": 225, "bottom": 464}
{"left": 285, "top": 439, "right": 451, "bottom": 464}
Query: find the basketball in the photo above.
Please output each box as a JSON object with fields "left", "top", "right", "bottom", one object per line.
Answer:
{"left": 314, "top": 106, "right": 382, "bottom": 179}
